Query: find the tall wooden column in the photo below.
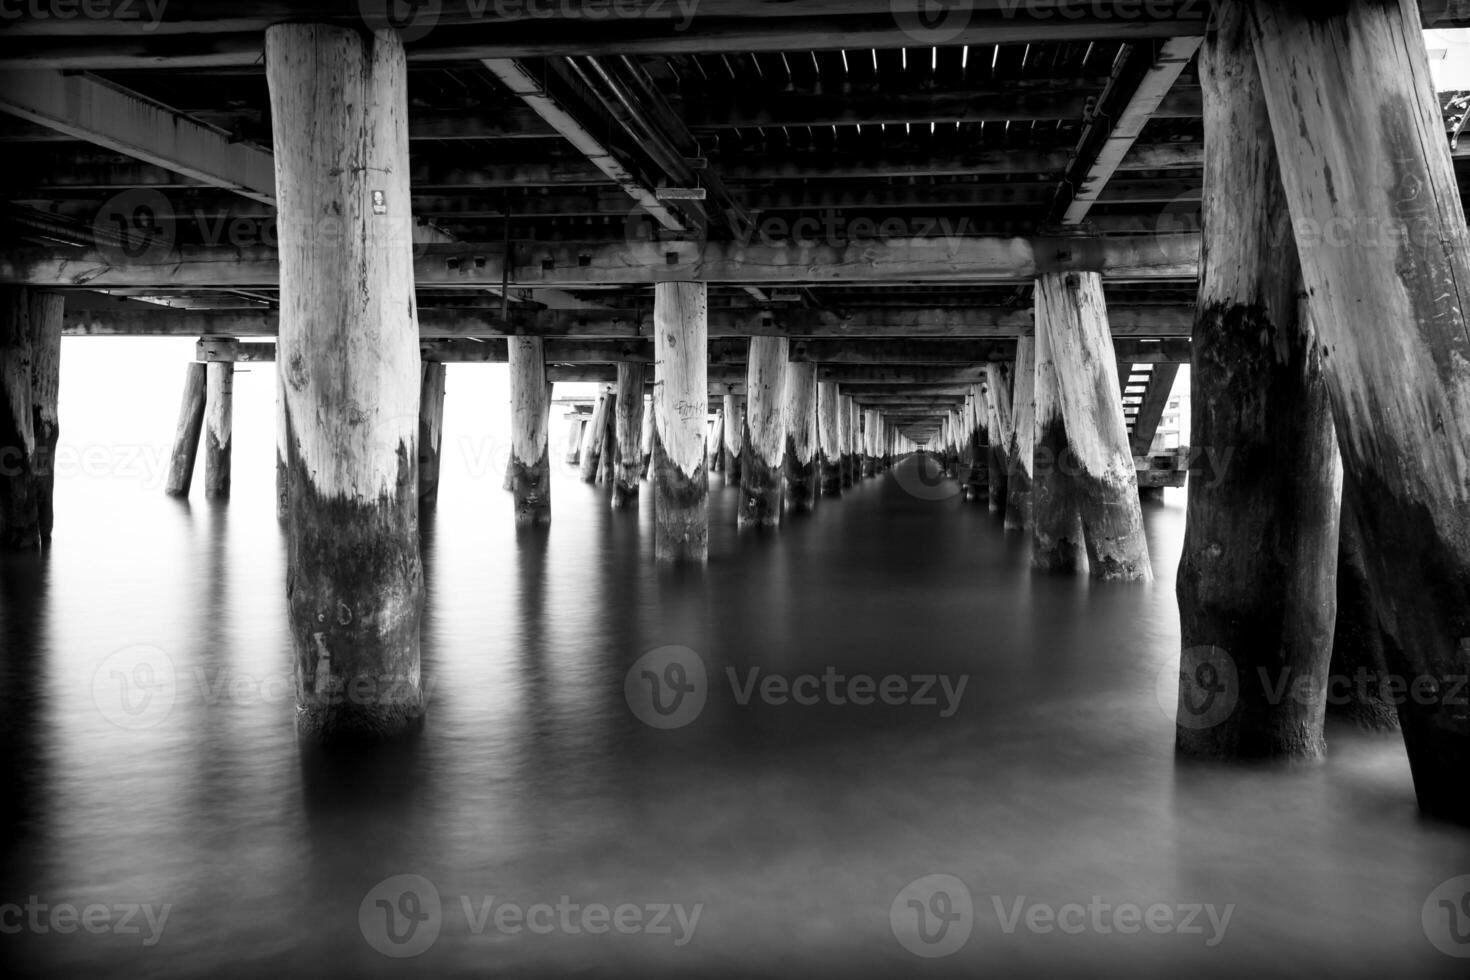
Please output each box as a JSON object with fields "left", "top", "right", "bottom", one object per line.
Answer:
{"left": 782, "top": 360, "right": 819, "bottom": 512}
{"left": 819, "top": 382, "right": 842, "bottom": 496}
{"left": 861, "top": 409, "right": 877, "bottom": 477}
{"left": 985, "top": 363, "right": 1012, "bottom": 510}
{"left": 579, "top": 387, "right": 610, "bottom": 483}
{"left": 417, "top": 362, "right": 446, "bottom": 509}
{"left": 722, "top": 392, "right": 743, "bottom": 476}
{"left": 564, "top": 415, "right": 584, "bottom": 465}
{"left": 1006, "top": 337, "right": 1036, "bottom": 531}
{"left": 1035, "top": 272, "right": 1152, "bottom": 582}
{"left": 612, "top": 361, "right": 645, "bottom": 510}
{"left": 29, "top": 292, "right": 60, "bottom": 542}
{"left": 1249, "top": 0, "right": 1470, "bottom": 818}
{"left": 1031, "top": 299, "right": 1086, "bottom": 573}
{"left": 204, "top": 361, "right": 234, "bottom": 500}
{"left": 963, "top": 388, "right": 988, "bottom": 502}
{"left": 837, "top": 394, "right": 854, "bottom": 487}
{"left": 164, "top": 362, "right": 207, "bottom": 498}
{"left": 652, "top": 281, "right": 708, "bottom": 561}
{"left": 1, "top": 288, "right": 40, "bottom": 551}
{"left": 1176, "top": 2, "right": 1341, "bottom": 761}
{"left": 639, "top": 394, "right": 654, "bottom": 478}
{"left": 508, "top": 337, "right": 551, "bottom": 526}
{"left": 705, "top": 407, "right": 724, "bottom": 473}
{"left": 266, "top": 23, "right": 424, "bottom": 740}
{"left": 739, "top": 335, "right": 787, "bottom": 527}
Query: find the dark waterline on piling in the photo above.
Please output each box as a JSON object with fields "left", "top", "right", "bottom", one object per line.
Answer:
{"left": 2, "top": 457, "right": 1467, "bottom": 979}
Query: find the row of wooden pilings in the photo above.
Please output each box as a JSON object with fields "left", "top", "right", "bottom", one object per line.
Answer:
{"left": 554, "top": 340, "right": 913, "bottom": 523}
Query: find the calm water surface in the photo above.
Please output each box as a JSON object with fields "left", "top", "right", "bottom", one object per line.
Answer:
{"left": 2, "top": 446, "right": 1468, "bottom": 979}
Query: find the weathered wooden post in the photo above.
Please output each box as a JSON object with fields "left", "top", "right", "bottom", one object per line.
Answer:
{"left": 721, "top": 392, "right": 743, "bottom": 476}
{"left": 564, "top": 413, "right": 584, "bottom": 465}
{"left": 1247, "top": 0, "right": 1470, "bottom": 817}
{"left": 599, "top": 389, "right": 620, "bottom": 485}
{"left": 612, "top": 361, "right": 645, "bottom": 510}
{"left": 782, "top": 360, "right": 819, "bottom": 512}
{"left": 27, "top": 292, "right": 61, "bottom": 542}
{"left": 861, "top": 409, "right": 877, "bottom": 478}
{"left": 838, "top": 394, "right": 856, "bottom": 488}
{"left": 275, "top": 377, "right": 288, "bottom": 520}
{"left": 417, "top": 361, "right": 445, "bottom": 510}
{"left": 0, "top": 288, "right": 42, "bottom": 550}
{"left": 203, "top": 361, "right": 234, "bottom": 500}
{"left": 1035, "top": 272, "right": 1152, "bottom": 581}
{"left": 652, "top": 281, "right": 708, "bottom": 561}
{"left": 508, "top": 337, "right": 552, "bottom": 527}
{"left": 1176, "top": 2, "right": 1341, "bottom": 760}
{"left": 706, "top": 407, "right": 724, "bottom": 473}
{"left": 266, "top": 23, "right": 424, "bottom": 739}
{"left": 639, "top": 394, "right": 654, "bottom": 478}
{"left": 963, "top": 388, "right": 988, "bottom": 502}
{"left": 1031, "top": 299, "right": 1086, "bottom": 573}
{"left": 819, "top": 382, "right": 842, "bottom": 497}
{"left": 739, "top": 335, "right": 787, "bottom": 527}
{"left": 1329, "top": 496, "right": 1400, "bottom": 732}
{"left": 985, "top": 363, "right": 1012, "bottom": 510}
{"left": 1006, "top": 337, "right": 1036, "bottom": 530}
{"left": 164, "top": 362, "right": 207, "bottom": 498}
{"left": 579, "top": 387, "right": 610, "bottom": 483}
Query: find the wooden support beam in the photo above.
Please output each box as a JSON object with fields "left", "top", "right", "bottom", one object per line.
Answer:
{"left": 1, "top": 288, "right": 40, "bottom": 549}
{"left": 29, "top": 292, "right": 61, "bottom": 541}
{"left": 984, "top": 363, "right": 1013, "bottom": 511}
{"left": 740, "top": 335, "right": 787, "bottom": 527}
{"left": 579, "top": 388, "right": 611, "bottom": 483}
{"left": 1175, "top": 2, "right": 1340, "bottom": 762}
{"left": 0, "top": 233, "right": 1204, "bottom": 288}
{"left": 0, "top": 71, "right": 275, "bottom": 205}
{"left": 1061, "top": 37, "right": 1205, "bottom": 224}
{"left": 163, "top": 361, "right": 206, "bottom": 498}
{"left": 203, "top": 361, "right": 233, "bottom": 499}
{"left": 509, "top": 337, "right": 552, "bottom": 526}
{"left": 612, "top": 361, "right": 645, "bottom": 511}
{"left": 64, "top": 304, "right": 1196, "bottom": 340}
{"left": 267, "top": 24, "right": 424, "bottom": 740}
{"left": 651, "top": 281, "right": 707, "bottom": 562}
{"left": 722, "top": 392, "right": 743, "bottom": 476}
{"left": 419, "top": 362, "right": 446, "bottom": 510}
{"left": 705, "top": 407, "right": 725, "bottom": 474}
{"left": 1249, "top": 0, "right": 1470, "bottom": 818}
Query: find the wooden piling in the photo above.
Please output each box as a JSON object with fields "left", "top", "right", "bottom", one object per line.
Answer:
{"left": 1329, "top": 494, "right": 1400, "bottom": 732}
{"left": 1035, "top": 271, "right": 1152, "bottom": 582}
{"left": 652, "top": 281, "right": 708, "bottom": 562}
{"left": 639, "top": 395, "right": 654, "bottom": 479}
{"left": 706, "top": 407, "right": 724, "bottom": 473}
{"left": 837, "top": 394, "right": 855, "bottom": 488}
{"left": 612, "top": 361, "right": 645, "bottom": 510}
{"left": 0, "top": 288, "right": 39, "bottom": 550}
{"left": 1006, "top": 337, "right": 1036, "bottom": 531}
{"left": 985, "top": 363, "right": 1012, "bottom": 510}
{"left": 417, "top": 362, "right": 445, "bottom": 510}
{"left": 564, "top": 415, "right": 584, "bottom": 466}
{"left": 1031, "top": 299, "right": 1086, "bottom": 573}
{"left": 266, "top": 23, "right": 424, "bottom": 739}
{"left": 819, "top": 382, "right": 842, "bottom": 496}
{"left": 579, "top": 388, "right": 610, "bottom": 483}
{"left": 739, "top": 335, "right": 787, "bottom": 527}
{"left": 1248, "top": 0, "right": 1470, "bottom": 818}
{"left": 164, "top": 362, "right": 207, "bottom": 498}
{"left": 722, "top": 392, "right": 743, "bottom": 477}
{"left": 597, "top": 389, "right": 618, "bottom": 485}
{"left": 27, "top": 292, "right": 61, "bottom": 542}
{"left": 508, "top": 337, "right": 552, "bottom": 527}
{"left": 782, "top": 361, "right": 819, "bottom": 513}
{"left": 1176, "top": 3, "right": 1340, "bottom": 760}
{"left": 203, "top": 361, "right": 233, "bottom": 500}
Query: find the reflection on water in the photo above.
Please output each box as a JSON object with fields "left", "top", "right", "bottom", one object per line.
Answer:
{"left": 2, "top": 458, "right": 1468, "bottom": 979}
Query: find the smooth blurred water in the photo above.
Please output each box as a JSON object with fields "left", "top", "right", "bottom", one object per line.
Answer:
{"left": 2, "top": 345, "right": 1468, "bottom": 979}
